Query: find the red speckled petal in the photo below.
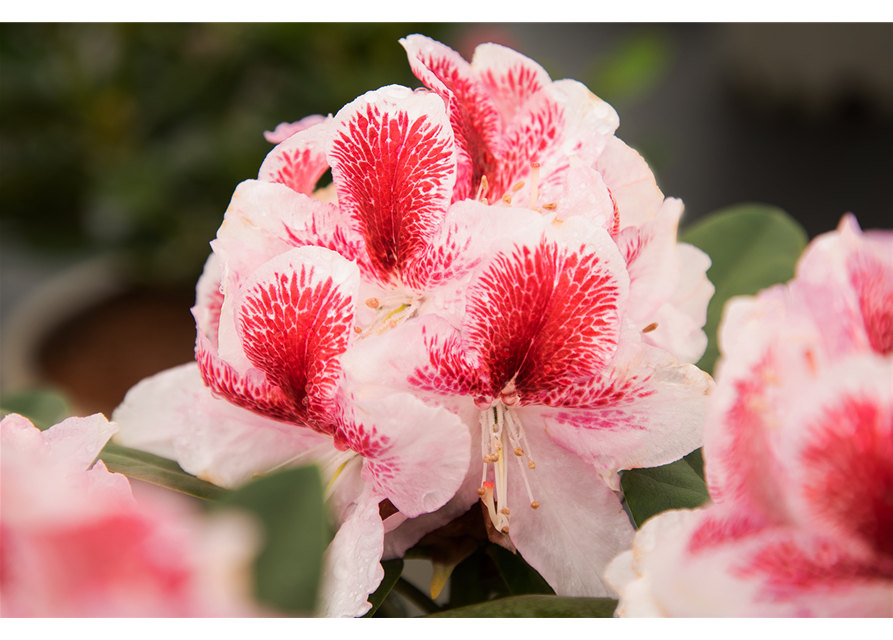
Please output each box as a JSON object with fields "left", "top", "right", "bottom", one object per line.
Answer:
{"left": 401, "top": 35, "right": 503, "bottom": 202}
{"left": 780, "top": 356, "right": 893, "bottom": 560}
{"left": 333, "top": 391, "right": 471, "bottom": 518}
{"left": 464, "top": 216, "right": 628, "bottom": 401}
{"left": 594, "top": 136, "right": 664, "bottom": 230}
{"left": 531, "top": 336, "right": 711, "bottom": 473}
{"left": 327, "top": 85, "right": 456, "bottom": 286}
{"left": 731, "top": 531, "right": 893, "bottom": 611}
{"left": 114, "top": 363, "right": 334, "bottom": 489}
{"left": 618, "top": 198, "right": 684, "bottom": 324}
{"left": 258, "top": 116, "right": 332, "bottom": 196}
{"left": 497, "top": 80, "right": 619, "bottom": 205}
{"left": 196, "top": 328, "right": 309, "bottom": 430}
{"left": 471, "top": 42, "right": 551, "bottom": 124}
{"left": 192, "top": 253, "right": 225, "bottom": 351}
{"left": 850, "top": 250, "right": 893, "bottom": 356}
{"left": 703, "top": 288, "right": 823, "bottom": 521}
{"left": 793, "top": 214, "right": 893, "bottom": 359}
{"left": 235, "top": 246, "right": 359, "bottom": 432}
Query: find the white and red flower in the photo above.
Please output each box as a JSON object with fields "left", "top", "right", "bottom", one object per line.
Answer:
{"left": 114, "top": 34, "right": 716, "bottom": 612}
{"left": 606, "top": 215, "right": 893, "bottom": 617}
{"left": 344, "top": 210, "right": 713, "bottom": 597}
{"left": 0, "top": 413, "right": 261, "bottom": 617}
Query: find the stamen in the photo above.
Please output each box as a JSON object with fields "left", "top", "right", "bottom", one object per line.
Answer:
{"left": 502, "top": 194, "right": 512, "bottom": 205}
{"left": 529, "top": 461, "right": 536, "bottom": 469}
{"left": 512, "top": 180, "right": 525, "bottom": 192}
{"left": 501, "top": 526, "right": 510, "bottom": 535}
{"left": 530, "top": 501, "right": 540, "bottom": 510}
{"left": 481, "top": 198, "right": 489, "bottom": 206}
{"left": 514, "top": 447, "right": 524, "bottom": 457}
{"left": 354, "top": 326, "right": 362, "bottom": 333}
{"left": 365, "top": 297, "right": 380, "bottom": 309}
{"left": 477, "top": 487, "right": 487, "bottom": 497}
{"left": 528, "top": 161, "right": 541, "bottom": 210}
{"left": 480, "top": 174, "right": 490, "bottom": 198}
{"left": 542, "top": 203, "right": 557, "bottom": 211}
{"left": 501, "top": 507, "right": 510, "bottom": 516}
{"left": 642, "top": 322, "right": 659, "bottom": 334}
{"left": 504, "top": 408, "right": 538, "bottom": 509}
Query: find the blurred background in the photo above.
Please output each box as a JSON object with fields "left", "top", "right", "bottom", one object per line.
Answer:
{"left": 1, "top": 23, "right": 891, "bottom": 419}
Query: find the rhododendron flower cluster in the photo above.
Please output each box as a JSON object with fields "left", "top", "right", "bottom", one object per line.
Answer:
{"left": 606, "top": 215, "right": 893, "bottom": 617}
{"left": 111, "top": 34, "right": 715, "bottom": 616}
{"left": 0, "top": 414, "right": 262, "bottom": 617}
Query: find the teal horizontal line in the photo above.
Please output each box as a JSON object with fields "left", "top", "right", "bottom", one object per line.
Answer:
{"left": 614, "top": 618, "right": 874, "bottom": 624}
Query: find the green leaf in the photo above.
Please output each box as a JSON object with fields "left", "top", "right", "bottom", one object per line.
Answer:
{"left": 363, "top": 559, "right": 404, "bottom": 618}
{"left": 0, "top": 388, "right": 71, "bottom": 430}
{"left": 683, "top": 447, "right": 706, "bottom": 482}
{"left": 97, "top": 442, "right": 228, "bottom": 501}
{"left": 216, "top": 465, "right": 331, "bottom": 614}
{"left": 428, "top": 595, "right": 618, "bottom": 618}
{"left": 486, "top": 545, "right": 554, "bottom": 596}
{"left": 448, "top": 546, "right": 510, "bottom": 608}
{"left": 622, "top": 458, "right": 710, "bottom": 528}
{"left": 680, "top": 203, "right": 808, "bottom": 375}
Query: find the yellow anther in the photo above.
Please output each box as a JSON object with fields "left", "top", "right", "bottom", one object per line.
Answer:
{"left": 502, "top": 193, "right": 512, "bottom": 204}
{"left": 528, "top": 461, "right": 536, "bottom": 469}
{"left": 481, "top": 197, "right": 489, "bottom": 205}
{"left": 514, "top": 447, "right": 524, "bottom": 457}
{"left": 542, "top": 202, "right": 557, "bottom": 211}
{"left": 480, "top": 174, "right": 490, "bottom": 194}
{"left": 354, "top": 326, "right": 362, "bottom": 333}
{"left": 501, "top": 507, "right": 510, "bottom": 516}
{"left": 365, "top": 297, "right": 380, "bottom": 309}
{"left": 530, "top": 501, "right": 540, "bottom": 510}
{"left": 501, "top": 526, "right": 510, "bottom": 535}
{"left": 477, "top": 487, "right": 487, "bottom": 497}
{"left": 642, "top": 322, "right": 659, "bottom": 334}
{"left": 512, "top": 180, "right": 525, "bottom": 192}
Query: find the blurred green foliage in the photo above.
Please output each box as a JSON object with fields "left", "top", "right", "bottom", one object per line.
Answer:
{"left": 0, "top": 24, "right": 450, "bottom": 285}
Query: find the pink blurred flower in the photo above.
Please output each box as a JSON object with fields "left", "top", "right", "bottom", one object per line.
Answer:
{"left": 607, "top": 215, "right": 893, "bottom": 617}
{"left": 0, "top": 413, "right": 261, "bottom": 617}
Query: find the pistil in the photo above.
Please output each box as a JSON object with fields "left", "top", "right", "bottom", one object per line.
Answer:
{"left": 358, "top": 291, "right": 422, "bottom": 338}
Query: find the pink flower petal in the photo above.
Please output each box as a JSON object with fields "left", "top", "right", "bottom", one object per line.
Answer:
{"left": 335, "top": 391, "right": 471, "bottom": 518}
{"left": 503, "top": 416, "right": 635, "bottom": 596}
{"left": 531, "top": 337, "right": 712, "bottom": 473}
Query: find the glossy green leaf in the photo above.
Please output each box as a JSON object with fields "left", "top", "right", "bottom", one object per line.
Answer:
{"left": 621, "top": 458, "right": 710, "bottom": 528}
{"left": 683, "top": 447, "right": 706, "bottom": 482}
{"left": 97, "top": 442, "right": 228, "bottom": 501}
{"left": 680, "top": 203, "right": 808, "bottom": 375}
{"left": 216, "top": 465, "right": 331, "bottom": 614}
{"left": 486, "top": 545, "right": 554, "bottom": 596}
{"left": 363, "top": 559, "right": 404, "bottom": 618}
{"left": 0, "top": 388, "right": 71, "bottom": 430}
{"left": 428, "top": 595, "right": 618, "bottom": 618}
